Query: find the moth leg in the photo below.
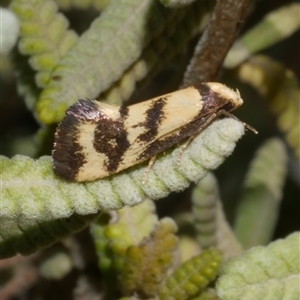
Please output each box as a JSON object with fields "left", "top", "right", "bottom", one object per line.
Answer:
{"left": 142, "top": 155, "right": 157, "bottom": 184}
{"left": 177, "top": 112, "right": 219, "bottom": 164}
{"left": 177, "top": 136, "right": 195, "bottom": 164}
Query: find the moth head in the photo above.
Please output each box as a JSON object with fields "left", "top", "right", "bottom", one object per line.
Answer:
{"left": 205, "top": 82, "right": 243, "bottom": 111}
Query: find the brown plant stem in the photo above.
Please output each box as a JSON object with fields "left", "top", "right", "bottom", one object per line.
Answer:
{"left": 182, "top": 0, "right": 253, "bottom": 87}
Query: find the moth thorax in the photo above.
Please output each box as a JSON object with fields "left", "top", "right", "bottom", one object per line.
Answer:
{"left": 206, "top": 82, "right": 243, "bottom": 108}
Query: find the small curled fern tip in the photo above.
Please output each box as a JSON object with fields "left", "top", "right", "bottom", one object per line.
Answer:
{"left": 158, "top": 248, "right": 222, "bottom": 300}
{"left": 121, "top": 218, "right": 178, "bottom": 297}
{"left": 234, "top": 138, "right": 288, "bottom": 248}
{"left": 1, "top": 118, "right": 244, "bottom": 258}
{"left": 216, "top": 232, "right": 300, "bottom": 300}
{"left": 237, "top": 55, "right": 300, "bottom": 160}
{"left": 36, "top": 0, "right": 180, "bottom": 124}
{"left": 10, "top": 0, "right": 78, "bottom": 89}
{"left": 224, "top": 3, "right": 300, "bottom": 68}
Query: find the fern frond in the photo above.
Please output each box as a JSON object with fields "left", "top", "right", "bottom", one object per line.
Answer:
{"left": 10, "top": 48, "right": 41, "bottom": 111}
{"left": 1, "top": 8, "right": 19, "bottom": 54}
{"left": 190, "top": 288, "right": 219, "bottom": 300}
{"left": 237, "top": 55, "right": 300, "bottom": 159}
{"left": 90, "top": 200, "right": 158, "bottom": 297}
{"left": 89, "top": 214, "right": 120, "bottom": 297}
{"left": 192, "top": 172, "right": 220, "bottom": 248}
{"left": 104, "top": 200, "right": 158, "bottom": 270}
{"left": 102, "top": 0, "right": 210, "bottom": 105}
{"left": 225, "top": 3, "right": 300, "bottom": 68}
{"left": 1, "top": 118, "right": 244, "bottom": 258}
{"left": 121, "top": 218, "right": 178, "bottom": 297}
{"left": 214, "top": 202, "right": 244, "bottom": 261}
{"left": 192, "top": 172, "right": 243, "bottom": 259}
{"left": 36, "top": 0, "right": 185, "bottom": 123}
{"left": 91, "top": 201, "right": 177, "bottom": 298}
{"left": 177, "top": 234, "right": 201, "bottom": 263}
{"left": 158, "top": 248, "right": 221, "bottom": 300}
{"left": 89, "top": 215, "right": 112, "bottom": 272}
{"left": 10, "top": 0, "right": 78, "bottom": 90}
{"left": 39, "top": 252, "right": 72, "bottom": 279}
{"left": 234, "top": 138, "right": 288, "bottom": 248}
{"left": 160, "top": 0, "right": 197, "bottom": 8}
{"left": 216, "top": 232, "right": 300, "bottom": 300}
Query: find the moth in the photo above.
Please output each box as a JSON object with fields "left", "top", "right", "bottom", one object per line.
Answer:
{"left": 52, "top": 82, "right": 256, "bottom": 182}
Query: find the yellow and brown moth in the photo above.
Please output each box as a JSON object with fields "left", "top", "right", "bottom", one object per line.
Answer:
{"left": 52, "top": 82, "right": 256, "bottom": 182}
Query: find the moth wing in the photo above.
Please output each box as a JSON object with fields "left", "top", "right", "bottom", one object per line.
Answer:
{"left": 54, "top": 83, "right": 243, "bottom": 182}
{"left": 54, "top": 87, "right": 209, "bottom": 182}
{"left": 53, "top": 99, "right": 122, "bottom": 181}
{"left": 120, "top": 87, "right": 204, "bottom": 164}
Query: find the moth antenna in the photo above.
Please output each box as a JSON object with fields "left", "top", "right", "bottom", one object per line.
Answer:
{"left": 242, "top": 123, "right": 258, "bottom": 134}
{"left": 219, "top": 110, "right": 258, "bottom": 134}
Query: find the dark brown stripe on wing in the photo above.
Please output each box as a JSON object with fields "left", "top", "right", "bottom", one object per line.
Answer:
{"left": 93, "top": 114, "right": 130, "bottom": 173}
{"left": 137, "top": 97, "right": 167, "bottom": 142}
{"left": 136, "top": 114, "right": 208, "bottom": 162}
{"left": 52, "top": 100, "right": 98, "bottom": 181}
{"left": 119, "top": 106, "right": 129, "bottom": 118}
{"left": 137, "top": 84, "right": 234, "bottom": 161}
